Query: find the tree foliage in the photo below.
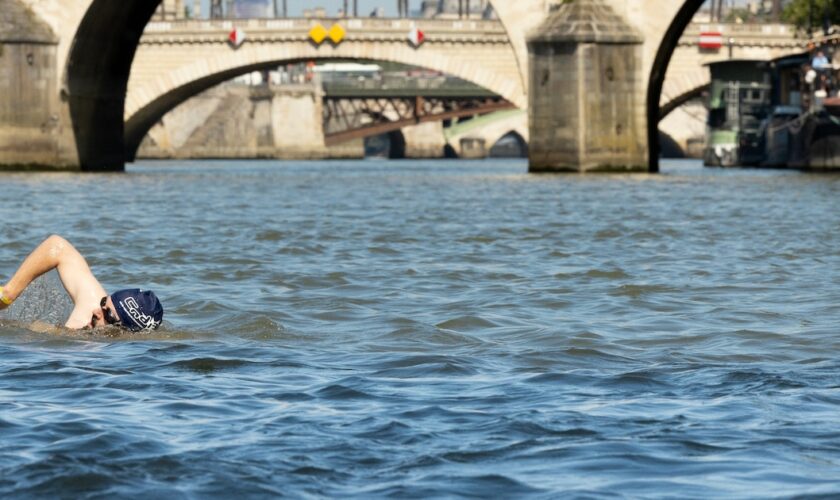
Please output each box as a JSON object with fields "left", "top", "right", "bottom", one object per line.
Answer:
{"left": 723, "top": 7, "right": 757, "bottom": 23}
{"left": 782, "top": 0, "right": 840, "bottom": 34}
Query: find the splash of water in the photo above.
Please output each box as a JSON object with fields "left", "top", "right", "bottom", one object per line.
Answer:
{"left": 0, "top": 270, "right": 73, "bottom": 326}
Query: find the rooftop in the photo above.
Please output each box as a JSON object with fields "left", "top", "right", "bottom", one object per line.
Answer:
{"left": 0, "top": 0, "right": 57, "bottom": 44}
{"left": 528, "top": 0, "right": 643, "bottom": 44}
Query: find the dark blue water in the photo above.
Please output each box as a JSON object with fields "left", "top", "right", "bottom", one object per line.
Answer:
{"left": 2, "top": 159, "right": 840, "bottom": 497}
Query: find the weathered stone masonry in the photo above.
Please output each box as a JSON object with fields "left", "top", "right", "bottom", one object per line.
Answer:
{"left": 0, "top": 0, "right": 75, "bottom": 169}
{"left": 528, "top": 0, "right": 646, "bottom": 172}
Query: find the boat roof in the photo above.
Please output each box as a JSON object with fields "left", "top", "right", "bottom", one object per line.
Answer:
{"left": 771, "top": 52, "right": 810, "bottom": 68}
{"left": 703, "top": 59, "right": 770, "bottom": 68}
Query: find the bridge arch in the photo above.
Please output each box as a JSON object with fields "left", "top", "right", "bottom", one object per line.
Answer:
{"left": 124, "top": 48, "right": 520, "bottom": 161}
{"left": 443, "top": 108, "right": 527, "bottom": 157}
{"left": 646, "top": 0, "right": 706, "bottom": 171}
{"left": 659, "top": 83, "right": 709, "bottom": 122}
{"left": 65, "top": 0, "right": 159, "bottom": 170}
{"left": 658, "top": 65, "right": 712, "bottom": 122}
{"left": 490, "top": 130, "right": 528, "bottom": 157}
{"left": 484, "top": 123, "right": 529, "bottom": 152}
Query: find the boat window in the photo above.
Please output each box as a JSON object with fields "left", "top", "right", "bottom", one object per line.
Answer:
{"left": 708, "top": 108, "right": 726, "bottom": 128}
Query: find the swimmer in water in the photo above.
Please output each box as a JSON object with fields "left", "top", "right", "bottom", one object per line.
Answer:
{"left": 0, "top": 235, "right": 163, "bottom": 331}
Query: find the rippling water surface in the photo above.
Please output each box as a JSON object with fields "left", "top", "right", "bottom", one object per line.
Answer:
{"left": 2, "top": 159, "right": 840, "bottom": 497}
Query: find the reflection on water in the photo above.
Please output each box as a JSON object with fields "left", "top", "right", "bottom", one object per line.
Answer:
{"left": 1, "top": 159, "right": 840, "bottom": 496}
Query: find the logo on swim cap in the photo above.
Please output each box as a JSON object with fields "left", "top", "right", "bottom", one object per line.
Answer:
{"left": 111, "top": 289, "right": 163, "bottom": 331}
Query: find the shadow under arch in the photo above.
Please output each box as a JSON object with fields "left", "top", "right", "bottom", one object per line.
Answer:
{"left": 387, "top": 130, "right": 407, "bottom": 159}
{"left": 647, "top": 0, "right": 706, "bottom": 172}
{"left": 658, "top": 130, "right": 685, "bottom": 159}
{"left": 489, "top": 130, "right": 528, "bottom": 158}
{"left": 67, "top": 0, "right": 161, "bottom": 171}
{"left": 358, "top": 111, "right": 407, "bottom": 159}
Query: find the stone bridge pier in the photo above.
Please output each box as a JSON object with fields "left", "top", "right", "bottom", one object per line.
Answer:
{"left": 527, "top": 1, "right": 646, "bottom": 172}
{"left": 523, "top": 0, "right": 708, "bottom": 172}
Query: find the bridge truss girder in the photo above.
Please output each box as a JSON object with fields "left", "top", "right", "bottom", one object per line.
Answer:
{"left": 323, "top": 95, "right": 516, "bottom": 146}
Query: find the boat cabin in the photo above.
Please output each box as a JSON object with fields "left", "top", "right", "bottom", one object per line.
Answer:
{"left": 703, "top": 60, "right": 772, "bottom": 167}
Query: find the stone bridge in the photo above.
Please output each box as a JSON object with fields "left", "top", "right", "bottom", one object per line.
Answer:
{"left": 5, "top": 0, "right": 820, "bottom": 170}
{"left": 130, "top": 18, "right": 805, "bottom": 157}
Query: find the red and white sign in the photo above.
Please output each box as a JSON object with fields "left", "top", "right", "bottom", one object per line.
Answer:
{"left": 228, "top": 27, "right": 246, "bottom": 48}
{"left": 699, "top": 31, "right": 723, "bottom": 50}
{"left": 408, "top": 26, "right": 425, "bottom": 47}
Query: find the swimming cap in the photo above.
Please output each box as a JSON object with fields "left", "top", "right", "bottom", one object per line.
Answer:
{"left": 110, "top": 289, "right": 164, "bottom": 331}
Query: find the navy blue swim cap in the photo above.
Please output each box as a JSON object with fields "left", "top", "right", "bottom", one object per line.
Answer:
{"left": 111, "top": 289, "right": 164, "bottom": 331}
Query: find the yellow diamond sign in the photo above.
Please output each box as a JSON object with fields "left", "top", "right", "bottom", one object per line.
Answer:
{"left": 309, "top": 23, "right": 328, "bottom": 44}
{"left": 328, "top": 24, "right": 346, "bottom": 44}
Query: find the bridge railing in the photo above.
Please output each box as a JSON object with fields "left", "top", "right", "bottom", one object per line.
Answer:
{"left": 143, "top": 17, "right": 507, "bottom": 36}
{"left": 322, "top": 80, "right": 498, "bottom": 98}
{"left": 683, "top": 22, "right": 795, "bottom": 36}
{"left": 677, "top": 23, "right": 840, "bottom": 55}
{"left": 678, "top": 22, "right": 805, "bottom": 48}
{"left": 144, "top": 19, "right": 817, "bottom": 48}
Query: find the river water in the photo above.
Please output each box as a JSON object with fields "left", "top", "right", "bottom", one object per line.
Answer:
{"left": 1, "top": 159, "right": 839, "bottom": 497}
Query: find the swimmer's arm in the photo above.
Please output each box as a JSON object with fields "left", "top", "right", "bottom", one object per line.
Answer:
{"left": 1, "top": 235, "right": 106, "bottom": 310}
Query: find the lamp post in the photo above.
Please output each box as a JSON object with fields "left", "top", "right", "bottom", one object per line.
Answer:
{"left": 771, "top": 0, "right": 782, "bottom": 22}
{"left": 397, "top": 0, "right": 409, "bottom": 17}
{"left": 823, "top": 2, "right": 831, "bottom": 36}
{"left": 211, "top": 0, "right": 223, "bottom": 18}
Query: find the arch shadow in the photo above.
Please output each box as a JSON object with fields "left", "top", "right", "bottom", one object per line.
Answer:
{"left": 361, "top": 130, "right": 407, "bottom": 158}
{"left": 443, "top": 143, "right": 458, "bottom": 158}
{"left": 647, "top": 0, "right": 706, "bottom": 172}
{"left": 658, "top": 130, "right": 685, "bottom": 159}
{"left": 67, "top": 0, "right": 160, "bottom": 171}
{"left": 387, "top": 130, "right": 407, "bottom": 159}
{"left": 489, "top": 130, "right": 528, "bottom": 158}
